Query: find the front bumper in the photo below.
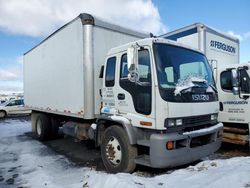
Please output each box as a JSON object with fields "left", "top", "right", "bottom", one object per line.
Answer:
{"left": 149, "top": 123, "right": 223, "bottom": 168}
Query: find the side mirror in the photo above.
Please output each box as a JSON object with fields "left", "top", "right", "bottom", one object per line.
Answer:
{"left": 231, "top": 69, "right": 239, "bottom": 95}
{"left": 238, "top": 66, "right": 250, "bottom": 99}
{"left": 127, "top": 46, "right": 138, "bottom": 82}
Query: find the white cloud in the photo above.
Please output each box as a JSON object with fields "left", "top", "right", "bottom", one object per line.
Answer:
{"left": 0, "top": 67, "right": 22, "bottom": 81}
{"left": 227, "top": 31, "right": 250, "bottom": 41}
{"left": 0, "top": 57, "right": 23, "bottom": 81}
{"left": 0, "top": 70, "right": 18, "bottom": 81}
{"left": 227, "top": 31, "right": 243, "bottom": 41}
{"left": 0, "top": 82, "right": 23, "bottom": 94}
{"left": 0, "top": 65, "right": 23, "bottom": 94}
{"left": 0, "top": 0, "right": 167, "bottom": 37}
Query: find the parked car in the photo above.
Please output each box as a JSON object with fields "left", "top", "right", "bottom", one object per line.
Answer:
{"left": 0, "top": 100, "right": 6, "bottom": 104}
{"left": 0, "top": 99, "right": 31, "bottom": 118}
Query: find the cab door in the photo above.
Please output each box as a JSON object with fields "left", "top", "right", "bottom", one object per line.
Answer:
{"left": 102, "top": 56, "right": 117, "bottom": 114}
{"left": 114, "top": 47, "right": 156, "bottom": 129}
{"left": 218, "top": 69, "right": 250, "bottom": 123}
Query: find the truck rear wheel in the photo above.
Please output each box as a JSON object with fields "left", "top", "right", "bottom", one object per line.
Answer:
{"left": 50, "top": 117, "right": 59, "bottom": 139}
{"left": 101, "top": 126, "right": 137, "bottom": 173}
{"left": 35, "top": 113, "right": 51, "bottom": 141}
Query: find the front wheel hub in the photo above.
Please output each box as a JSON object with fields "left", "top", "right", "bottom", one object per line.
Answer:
{"left": 106, "top": 136, "right": 122, "bottom": 166}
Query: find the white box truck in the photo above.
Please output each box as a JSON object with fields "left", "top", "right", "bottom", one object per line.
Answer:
{"left": 24, "top": 14, "right": 223, "bottom": 173}
{"left": 161, "top": 23, "right": 250, "bottom": 146}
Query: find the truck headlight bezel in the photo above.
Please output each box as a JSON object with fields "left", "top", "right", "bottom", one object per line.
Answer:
{"left": 211, "top": 114, "right": 218, "bottom": 121}
{"left": 166, "top": 118, "right": 183, "bottom": 127}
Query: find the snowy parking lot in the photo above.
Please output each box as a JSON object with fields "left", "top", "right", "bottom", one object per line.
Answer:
{"left": 0, "top": 117, "right": 250, "bottom": 188}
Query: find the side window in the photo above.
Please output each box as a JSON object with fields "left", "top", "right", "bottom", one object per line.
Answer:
{"left": 16, "top": 99, "right": 23, "bottom": 105}
{"left": 120, "top": 50, "right": 151, "bottom": 82}
{"left": 220, "top": 70, "right": 233, "bottom": 91}
{"left": 120, "top": 54, "right": 128, "bottom": 79}
{"left": 105, "top": 57, "right": 116, "bottom": 87}
{"left": 7, "top": 100, "right": 16, "bottom": 106}
{"left": 16, "top": 100, "right": 20, "bottom": 105}
{"left": 138, "top": 50, "right": 151, "bottom": 82}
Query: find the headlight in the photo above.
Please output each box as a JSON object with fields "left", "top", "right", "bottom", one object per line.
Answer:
{"left": 176, "top": 119, "right": 183, "bottom": 126}
{"left": 211, "top": 114, "right": 218, "bottom": 121}
{"left": 167, "top": 118, "right": 183, "bottom": 127}
{"left": 167, "top": 119, "right": 175, "bottom": 127}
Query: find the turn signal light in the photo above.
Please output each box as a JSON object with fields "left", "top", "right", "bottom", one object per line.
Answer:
{"left": 166, "top": 141, "right": 174, "bottom": 150}
{"left": 140, "top": 121, "right": 152, "bottom": 126}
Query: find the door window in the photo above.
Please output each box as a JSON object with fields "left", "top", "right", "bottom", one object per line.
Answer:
{"left": 105, "top": 57, "right": 116, "bottom": 87}
{"left": 6, "top": 100, "right": 17, "bottom": 106}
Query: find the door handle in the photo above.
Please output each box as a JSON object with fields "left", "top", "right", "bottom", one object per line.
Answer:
{"left": 117, "top": 93, "right": 125, "bottom": 100}
{"left": 219, "top": 102, "right": 223, "bottom": 111}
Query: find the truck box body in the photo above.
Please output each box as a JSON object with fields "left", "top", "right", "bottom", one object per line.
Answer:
{"left": 24, "top": 14, "right": 149, "bottom": 119}
{"left": 161, "top": 23, "right": 240, "bottom": 69}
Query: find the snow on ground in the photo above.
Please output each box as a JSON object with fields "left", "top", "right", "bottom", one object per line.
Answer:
{"left": 0, "top": 118, "right": 250, "bottom": 188}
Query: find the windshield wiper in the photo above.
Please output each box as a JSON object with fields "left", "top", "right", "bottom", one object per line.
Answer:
{"left": 207, "top": 84, "right": 217, "bottom": 93}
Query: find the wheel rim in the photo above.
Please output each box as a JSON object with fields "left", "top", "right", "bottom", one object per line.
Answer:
{"left": 105, "top": 136, "right": 122, "bottom": 166}
{"left": 0, "top": 112, "right": 5, "bottom": 118}
{"left": 36, "top": 119, "right": 42, "bottom": 136}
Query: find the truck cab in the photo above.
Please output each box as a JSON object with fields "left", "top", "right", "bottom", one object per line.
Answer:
{"left": 217, "top": 63, "right": 250, "bottom": 146}
{"left": 99, "top": 38, "right": 223, "bottom": 170}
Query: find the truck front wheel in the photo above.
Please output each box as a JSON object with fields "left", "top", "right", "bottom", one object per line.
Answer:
{"left": 0, "top": 111, "right": 6, "bottom": 118}
{"left": 35, "top": 113, "right": 51, "bottom": 141}
{"left": 101, "top": 126, "right": 137, "bottom": 173}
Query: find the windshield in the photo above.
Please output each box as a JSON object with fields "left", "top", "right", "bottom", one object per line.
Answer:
{"left": 0, "top": 101, "right": 8, "bottom": 106}
{"left": 154, "top": 43, "right": 217, "bottom": 102}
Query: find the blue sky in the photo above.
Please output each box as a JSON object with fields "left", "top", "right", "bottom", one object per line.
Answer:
{"left": 0, "top": 0, "right": 249, "bottom": 94}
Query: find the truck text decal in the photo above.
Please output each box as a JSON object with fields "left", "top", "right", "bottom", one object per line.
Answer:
{"left": 210, "top": 40, "right": 236, "bottom": 54}
{"left": 192, "top": 94, "right": 209, "bottom": 101}
{"left": 223, "top": 101, "right": 248, "bottom": 105}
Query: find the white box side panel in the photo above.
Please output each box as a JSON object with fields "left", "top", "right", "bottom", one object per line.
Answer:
{"left": 93, "top": 26, "right": 145, "bottom": 115}
{"left": 205, "top": 31, "right": 239, "bottom": 68}
{"left": 176, "top": 33, "right": 199, "bottom": 50}
{"left": 24, "top": 18, "right": 84, "bottom": 115}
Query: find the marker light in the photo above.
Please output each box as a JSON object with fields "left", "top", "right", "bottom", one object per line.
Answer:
{"left": 166, "top": 141, "right": 174, "bottom": 150}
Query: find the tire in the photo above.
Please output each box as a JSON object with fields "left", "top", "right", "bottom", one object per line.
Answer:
{"left": 50, "top": 117, "right": 59, "bottom": 139}
{"left": 35, "top": 113, "right": 51, "bottom": 141}
{"left": 101, "top": 126, "right": 137, "bottom": 173}
{"left": 0, "top": 111, "right": 6, "bottom": 118}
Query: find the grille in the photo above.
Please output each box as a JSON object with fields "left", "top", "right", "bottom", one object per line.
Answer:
{"left": 184, "top": 114, "right": 211, "bottom": 126}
